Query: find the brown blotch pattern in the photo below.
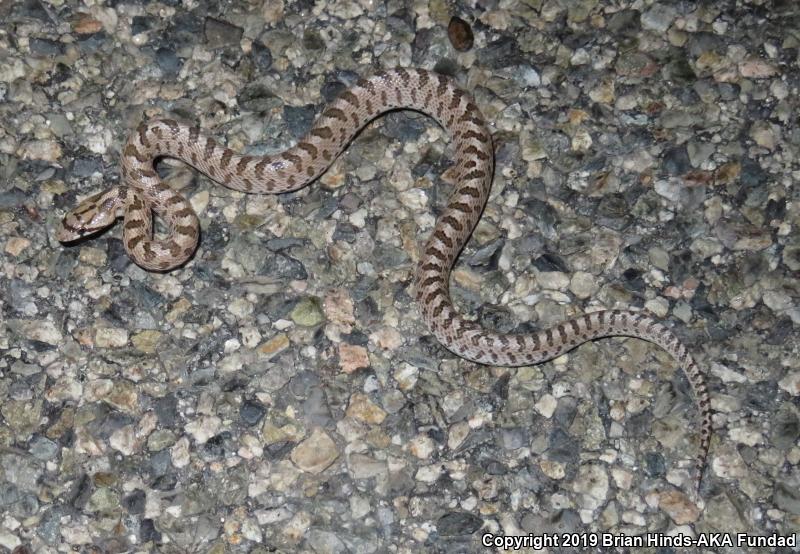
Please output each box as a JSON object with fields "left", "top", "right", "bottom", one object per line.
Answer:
{"left": 311, "top": 127, "right": 333, "bottom": 139}
{"left": 323, "top": 107, "right": 347, "bottom": 121}
{"left": 220, "top": 149, "right": 234, "bottom": 169}
{"left": 340, "top": 91, "right": 360, "bottom": 108}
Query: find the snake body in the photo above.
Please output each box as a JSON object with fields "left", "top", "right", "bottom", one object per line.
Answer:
{"left": 57, "top": 68, "right": 712, "bottom": 493}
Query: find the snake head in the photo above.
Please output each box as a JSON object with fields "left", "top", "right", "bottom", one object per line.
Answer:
{"left": 56, "top": 189, "right": 122, "bottom": 242}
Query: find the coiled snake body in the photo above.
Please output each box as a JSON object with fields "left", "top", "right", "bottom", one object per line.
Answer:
{"left": 57, "top": 68, "right": 712, "bottom": 493}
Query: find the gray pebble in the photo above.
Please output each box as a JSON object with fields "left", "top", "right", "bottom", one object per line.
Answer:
{"left": 203, "top": 17, "right": 243, "bottom": 48}
{"left": 240, "top": 399, "right": 267, "bottom": 426}
{"left": 283, "top": 104, "right": 317, "bottom": 139}
{"left": 436, "top": 512, "right": 483, "bottom": 536}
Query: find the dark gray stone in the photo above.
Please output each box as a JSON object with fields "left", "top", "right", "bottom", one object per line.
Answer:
{"left": 122, "top": 489, "right": 146, "bottom": 514}
{"left": 140, "top": 518, "right": 161, "bottom": 543}
{"left": 237, "top": 83, "right": 278, "bottom": 112}
{"left": 302, "top": 29, "right": 325, "bottom": 51}
{"left": 382, "top": 111, "right": 427, "bottom": 142}
{"left": 154, "top": 394, "right": 179, "bottom": 427}
{"left": 28, "top": 435, "right": 59, "bottom": 461}
{"left": 775, "top": 483, "right": 800, "bottom": 515}
{"left": 644, "top": 451, "right": 666, "bottom": 477}
{"left": 149, "top": 449, "right": 172, "bottom": 476}
{"left": 283, "top": 104, "right": 317, "bottom": 139}
{"left": 29, "top": 37, "right": 64, "bottom": 57}
{"left": 468, "top": 238, "right": 504, "bottom": 269}
{"left": 257, "top": 251, "right": 308, "bottom": 280}
{"left": 167, "top": 13, "right": 203, "bottom": 49}
{"left": 663, "top": 145, "right": 691, "bottom": 175}
{"left": 131, "top": 15, "right": 154, "bottom": 35}
{"left": 608, "top": 9, "right": 641, "bottom": 33}
{"left": 156, "top": 47, "right": 182, "bottom": 75}
{"left": 203, "top": 17, "right": 243, "bottom": 48}
{"left": 0, "top": 189, "right": 26, "bottom": 208}
{"left": 37, "top": 507, "right": 63, "bottom": 545}
{"left": 477, "top": 36, "right": 525, "bottom": 68}
{"left": 533, "top": 252, "right": 569, "bottom": 273}
{"left": 76, "top": 31, "right": 108, "bottom": 54}
{"left": 251, "top": 40, "right": 273, "bottom": 72}
{"left": 436, "top": 512, "right": 483, "bottom": 536}
{"left": 621, "top": 267, "right": 646, "bottom": 292}
{"left": 547, "top": 428, "right": 579, "bottom": 463}
{"left": 240, "top": 399, "right": 267, "bottom": 426}
{"left": 772, "top": 406, "right": 800, "bottom": 450}
{"left": 71, "top": 157, "right": 103, "bottom": 178}
{"left": 151, "top": 473, "right": 177, "bottom": 491}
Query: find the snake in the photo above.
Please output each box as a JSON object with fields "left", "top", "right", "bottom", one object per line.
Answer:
{"left": 56, "top": 67, "right": 712, "bottom": 494}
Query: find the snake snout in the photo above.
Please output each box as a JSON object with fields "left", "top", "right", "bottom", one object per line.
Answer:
{"left": 56, "top": 209, "right": 114, "bottom": 243}
{"left": 56, "top": 217, "right": 92, "bottom": 242}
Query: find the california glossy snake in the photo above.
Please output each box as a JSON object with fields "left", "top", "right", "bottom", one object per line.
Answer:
{"left": 57, "top": 68, "right": 712, "bottom": 494}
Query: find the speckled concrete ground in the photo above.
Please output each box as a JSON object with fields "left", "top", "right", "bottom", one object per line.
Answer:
{"left": 1, "top": 0, "right": 799, "bottom": 552}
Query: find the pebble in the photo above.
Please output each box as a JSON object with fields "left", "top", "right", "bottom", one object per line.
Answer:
{"left": 103, "top": 381, "right": 138, "bottom": 413}
{"left": 346, "top": 393, "right": 387, "bottom": 424}
{"left": 147, "top": 430, "right": 177, "bottom": 451}
{"left": 778, "top": 372, "right": 800, "bottom": 396}
{"left": 569, "top": 271, "right": 599, "bottom": 299}
{"left": 131, "top": 330, "right": 162, "bottom": 353}
{"left": 338, "top": 343, "right": 369, "bottom": 373}
{"left": 71, "top": 14, "right": 104, "bottom": 35}
{"left": 750, "top": 121, "right": 776, "bottom": 150}
{"left": 540, "top": 460, "right": 566, "bottom": 480}
{"left": 203, "top": 17, "right": 243, "bottom": 48}
{"left": 257, "top": 333, "right": 290, "bottom": 357}
{"left": 370, "top": 326, "right": 403, "bottom": 351}
{"left": 763, "top": 289, "right": 793, "bottom": 312}
{"left": 534, "top": 394, "right": 558, "bottom": 418}
{"left": 323, "top": 289, "right": 356, "bottom": 325}
{"left": 9, "top": 319, "right": 63, "bottom": 345}
{"left": 437, "top": 512, "right": 483, "bottom": 536}
{"left": 658, "top": 491, "right": 700, "bottom": 524}
{"left": 641, "top": 4, "right": 677, "bottom": 33}
{"left": 0, "top": 532, "right": 21, "bottom": 550}
{"left": 290, "top": 428, "right": 339, "bottom": 474}
{"left": 712, "top": 445, "right": 750, "bottom": 480}
{"left": 448, "top": 17, "right": 474, "bottom": 52}
{"left": 408, "top": 434, "right": 435, "bottom": 459}
{"left": 397, "top": 188, "right": 428, "bottom": 211}
{"left": 250, "top": 41, "right": 272, "bottom": 71}
{"left": 4, "top": 237, "right": 30, "bottom": 256}
{"left": 394, "top": 363, "right": 419, "bottom": 391}
{"left": 349, "top": 453, "right": 386, "bottom": 480}
{"left": 290, "top": 297, "right": 325, "bottom": 327}
{"left": 282, "top": 511, "right": 312, "bottom": 543}
{"left": 185, "top": 416, "right": 221, "bottom": 444}
{"left": 18, "top": 140, "right": 62, "bottom": 161}
{"left": 738, "top": 59, "right": 778, "bottom": 78}
{"left": 109, "top": 425, "right": 136, "bottom": 455}
{"left": 572, "top": 464, "right": 609, "bottom": 510}
{"left": 94, "top": 327, "right": 129, "bottom": 348}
